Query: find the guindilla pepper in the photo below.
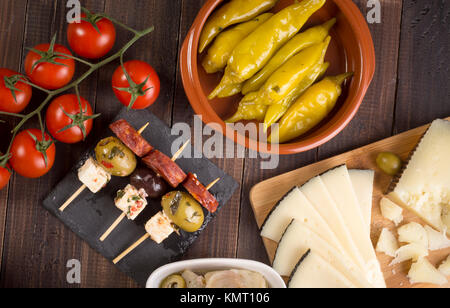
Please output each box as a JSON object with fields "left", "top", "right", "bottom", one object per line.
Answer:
{"left": 269, "top": 72, "right": 354, "bottom": 144}
{"left": 242, "top": 18, "right": 336, "bottom": 95}
{"left": 209, "top": 0, "right": 326, "bottom": 99}
{"left": 226, "top": 92, "right": 268, "bottom": 123}
{"left": 202, "top": 13, "right": 273, "bottom": 74}
{"left": 263, "top": 62, "right": 330, "bottom": 132}
{"left": 255, "top": 36, "right": 331, "bottom": 106}
{"left": 199, "top": 0, "right": 278, "bottom": 54}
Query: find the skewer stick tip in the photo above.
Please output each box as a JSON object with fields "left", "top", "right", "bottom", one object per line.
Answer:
{"left": 59, "top": 185, "right": 87, "bottom": 212}
{"left": 206, "top": 178, "right": 220, "bottom": 190}
{"left": 171, "top": 139, "right": 191, "bottom": 162}
{"left": 137, "top": 122, "right": 150, "bottom": 135}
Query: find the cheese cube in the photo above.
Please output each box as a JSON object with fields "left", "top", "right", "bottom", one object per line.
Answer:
{"left": 145, "top": 212, "right": 175, "bottom": 244}
{"left": 390, "top": 119, "right": 450, "bottom": 235}
{"left": 78, "top": 157, "right": 111, "bottom": 193}
{"left": 114, "top": 184, "right": 148, "bottom": 220}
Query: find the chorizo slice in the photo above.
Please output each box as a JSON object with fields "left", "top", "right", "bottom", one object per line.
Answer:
{"left": 109, "top": 119, "right": 153, "bottom": 157}
{"left": 142, "top": 150, "right": 187, "bottom": 188}
{"left": 183, "top": 173, "right": 219, "bottom": 213}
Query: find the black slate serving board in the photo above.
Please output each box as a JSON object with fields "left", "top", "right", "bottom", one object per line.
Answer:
{"left": 43, "top": 108, "right": 239, "bottom": 286}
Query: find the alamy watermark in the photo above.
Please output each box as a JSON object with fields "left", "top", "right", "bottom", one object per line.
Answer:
{"left": 66, "top": 259, "right": 81, "bottom": 284}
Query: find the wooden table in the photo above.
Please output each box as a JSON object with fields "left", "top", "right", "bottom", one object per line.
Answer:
{"left": 0, "top": 0, "right": 448, "bottom": 288}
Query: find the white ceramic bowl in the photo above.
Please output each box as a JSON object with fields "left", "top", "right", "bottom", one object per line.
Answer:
{"left": 146, "top": 258, "right": 286, "bottom": 288}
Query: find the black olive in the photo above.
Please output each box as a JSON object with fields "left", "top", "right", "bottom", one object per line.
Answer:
{"left": 130, "top": 167, "right": 168, "bottom": 199}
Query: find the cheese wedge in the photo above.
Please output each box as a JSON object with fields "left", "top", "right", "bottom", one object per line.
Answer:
{"left": 425, "top": 226, "right": 450, "bottom": 251}
{"left": 273, "top": 220, "right": 372, "bottom": 288}
{"left": 320, "top": 165, "right": 386, "bottom": 288}
{"left": 390, "top": 119, "right": 450, "bottom": 235}
{"left": 288, "top": 250, "right": 357, "bottom": 288}
{"left": 300, "top": 176, "right": 366, "bottom": 274}
{"left": 349, "top": 169, "right": 375, "bottom": 231}
{"left": 439, "top": 256, "right": 450, "bottom": 276}
{"left": 260, "top": 187, "right": 345, "bottom": 254}
{"left": 376, "top": 228, "right": 399, "bottom": 258}
{"left": 397, "top": 222, "right": 428, "bottom": 247}
{"left": 408, "top": 258, "right": 448, "bottom": 285}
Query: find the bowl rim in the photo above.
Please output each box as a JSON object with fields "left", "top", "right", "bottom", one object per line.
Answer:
{"left": 146, "top": 258, "right": 287, "bottom": 288}
{"left": 180, "top": 0, "right": 376, "bottom": 155}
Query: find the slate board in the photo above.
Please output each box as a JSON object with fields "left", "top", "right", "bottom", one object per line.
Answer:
{"left": 43, "top": 108, "right": 239, "bottom": 286}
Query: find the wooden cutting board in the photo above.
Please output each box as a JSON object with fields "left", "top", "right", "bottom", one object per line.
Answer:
{"left": 250, "top": 118, "right": 450, "bottom": 288}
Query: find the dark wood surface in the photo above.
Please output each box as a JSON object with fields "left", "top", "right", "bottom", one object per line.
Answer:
{"left": 0, "top": 0, "right": 448, "bottom": 288}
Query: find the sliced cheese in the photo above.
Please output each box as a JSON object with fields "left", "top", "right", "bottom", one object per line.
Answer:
{"left": 380, "top": 197, "right": 403, "bottom": 226}
{"left": 273, "top": 219, "right": 372, "bottom": 288}
{"left": 391, "top": 243, "right": 429, "bottom": 265}
{"left": 425, "top": 226, "right": 450, "bottom": 251}
{"left": 349, "top": 169, "right": 375, "bottom": 231}
{"left": 376, "top": 228, "right": 399, "bottom": 258}
{"left": 408, "top": 258, "right": 448, "bottom": 286}
{"left": 288, "top": 250, "right": 357, "bottom": 288}
{"left": 320, "top": 165, "right": 386, "bottom": 288}
{"left": 300, "top": 176, "right": 366, "bottom": 274}
{"left": 390, "top": 119, "right": 450, "bottom": 235}
{"left": 397, "top": 222, "right": 428, "bottom": 247}
{"left": 260, "top": 187, "right": 345, "bottom": 255}
{"left": 439, "top": 256, "right": 450, "bottom": 276}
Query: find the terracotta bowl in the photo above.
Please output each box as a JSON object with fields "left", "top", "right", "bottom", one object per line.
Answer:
{"left": 180, "top": 0, "right": 375, "bottom": 155}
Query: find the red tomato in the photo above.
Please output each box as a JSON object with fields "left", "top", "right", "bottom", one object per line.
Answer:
{"left": 67, "top": 13, "right": 116, "bottom": 59}
{"left": 9, "top": 129, "right": 56, "bottom": 179}
{"left": 112, "top": 60, "right": 160, "bottom": 110}
{"left": 46, "top": 94, "right": 97, "bottom": 144}
{"left": 24, "top": 43, "right": 75, "bottom": 90}
{"left": 0, "top": 163, "right": 11, "bottom": 191}
{"left": 0, "top": 68, "right": 32, "bottom": 113}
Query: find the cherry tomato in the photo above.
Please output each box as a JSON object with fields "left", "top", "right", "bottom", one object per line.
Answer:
{"left": 0, "top": 68, "right": 32, "bottom": 113}
{"left": 0, "top": 163, "right": 11, "bottom": 191}
{"left": 67, "top": 13, "right": 116, "bottom": 59}
{"left": 112, "top": 60, "right": 160, "bottom": 110}
{"left": 9, "top": 129, "right": 56, "bottom": 179}
{"left": 24, "top": 43, "right": 75, "bottom": 90}
{"left": 46, "top": 94, "right": 97, "bottom": 144}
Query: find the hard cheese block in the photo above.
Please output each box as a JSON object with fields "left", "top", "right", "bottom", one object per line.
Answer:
{"left": 390, "top": 119, "right": 450, "bottom": 235}
{"left": 320, "top": 165, "right": 386, "bottom": 288}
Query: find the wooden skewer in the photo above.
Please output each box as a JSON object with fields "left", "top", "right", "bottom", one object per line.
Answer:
{"left": 59, "top": 123, "right": 150, "bottom": 213}
{"left": 99, "top": 139, "right": 191, "bottom": 242}
{"left": 112, "top": 177, "right": 220, "bottom": 265}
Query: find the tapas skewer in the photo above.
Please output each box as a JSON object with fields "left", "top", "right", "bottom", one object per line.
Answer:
{"left": 59, "top": 122, "right": 151, "bottom": 212}
{"left": 113, "top": 178, "right": 220, "bottom": 264}
{"left": 99, "top": 139, "right": 191, "bottom": 242}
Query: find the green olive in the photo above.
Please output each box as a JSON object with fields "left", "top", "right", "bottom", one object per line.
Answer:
{"left": 95, "top": 137, "right": 137, "bottom": 177}
{"left": 160, "top": 274, "right": 186, "bottom": 288}
{"left": 162, "top": 191, "right": 205, "bottom": 233}
{"left": 376, "top": 152, "right": 402, "bottom": 176}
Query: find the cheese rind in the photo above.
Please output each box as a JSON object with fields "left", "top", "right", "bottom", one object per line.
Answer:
{"left": 288, "top": 250, "right": 357, "bottom": 288}
{"left": 320, "top": 165, "right": 386, "bottom": 288}
{"left": 391, "top": 119, "right": 450, "bottom": 235}
{"left": 349, "top": 169, "right": 375, "bottom": 231}
{"left": 376, "top": 228, "right": 398, "bottom": 258}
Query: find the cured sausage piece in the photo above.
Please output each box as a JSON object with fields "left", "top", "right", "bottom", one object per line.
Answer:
{"left": 142, "top": 150, "right": 187, "bottom": 188}
{"left": 109, "top": 119, "right": 153, "bottom": 157}
{"left": 182, "top": 173, "right": 219, "bottom": 213}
